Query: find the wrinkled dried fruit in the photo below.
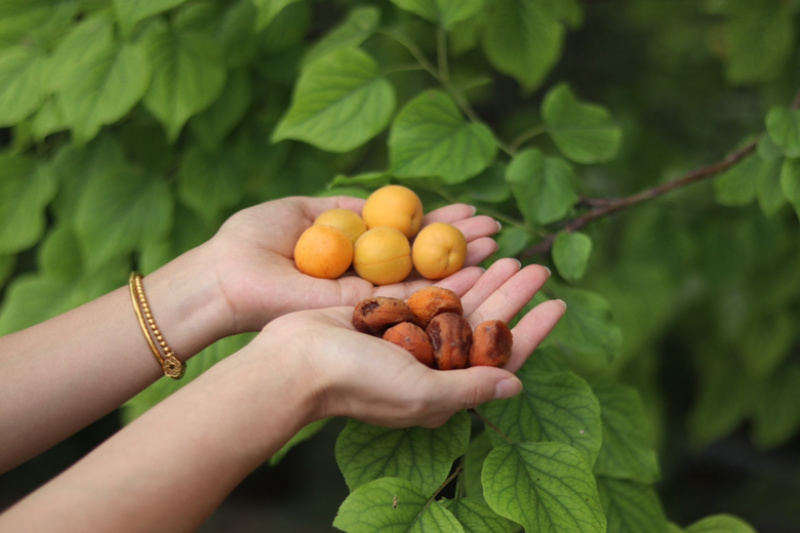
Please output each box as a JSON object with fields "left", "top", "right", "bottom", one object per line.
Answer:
{"left": 406, "top": 286, "right": 463, "bottom": 328}
{"left": 383, "top": 322, "right": 435, "bottom": 368}
{"left": 352, "top": 297, "right": 415, "bottom": 335}
{"left": 470, "top": 320, "right": 513, "bottom": 368}
{"left": 426, "top": 312, "right": 472, "bottom": 370}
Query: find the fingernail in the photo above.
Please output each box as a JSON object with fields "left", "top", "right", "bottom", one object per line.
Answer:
{"left": 495, "top": 220, "right": 503, "bottom": 231}
{"left": 543, "top": 266, "right": 551, "bottom": 277}
{"left": 556, "top": 298, "right": 567, "bottom": 311}
{"left": 468, "top": 205, "right": 478, "bottom": 216}
{"left": 494, "top": 377, "right": 522, "bottom": 400}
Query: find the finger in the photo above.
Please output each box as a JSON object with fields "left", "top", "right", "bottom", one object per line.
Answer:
{"left": 465, "top": 237, "right": 499, "bottom": 267}
{"left": 372, "top": 266, "right": 485, "bottom": 300}
{"left": 450, "top": 215, "right": 501, "bottom": 242}
{"left": 466, "top": 264, "right": 551, "bottom": 325}
{"left": 416, "top": 366, "right": 523, "bottom": 428}
{"left": 299, "top": 196, "right": 367, "bottom": 221}
{"left": 459, "top": 258, "right": 523, "bottom": 315}
{"left": 504, "top": 298, "right": 567, "bottom": 373}
{"left": 422, "top": 203, "right": 477, "bottom": 225}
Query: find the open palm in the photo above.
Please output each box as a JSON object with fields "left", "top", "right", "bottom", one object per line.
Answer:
{"left": 208, "top": 196, "right": 501, "bottom": 333}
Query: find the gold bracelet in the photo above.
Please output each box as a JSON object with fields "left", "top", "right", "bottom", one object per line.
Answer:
{"left": 128, "top": 272, "right": 184, "bottom": 379}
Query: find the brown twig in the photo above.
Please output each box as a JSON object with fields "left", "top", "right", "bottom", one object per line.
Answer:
{"left": 521, "top": 88, "right": 800, "bottom": 259}
{"left": 521, "top": 137, "right": 759, "bottom": 259}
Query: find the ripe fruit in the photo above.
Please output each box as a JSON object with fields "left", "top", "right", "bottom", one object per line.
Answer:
{"left": 293, "top": 225, "right": 353, "bottom": 279}
{"left": 353, "top": 226, "right": 413, "bottom": 285}
{"left": 470, "top": 321, "right": 513, "bottom": 368}
{"left": 406, "top": 286, "right": 463, "bottom": 328}
{"left": 411, "top": 222, "right": 467, "bottom": 280}
{"left": 314, "top": 208, "right": 367, "bottom": 244}
{"left": 362, "top": 185, "right": 424, "bottom": 239}
{"left": 352, "top": 297, "right": 415, "bottom": 336}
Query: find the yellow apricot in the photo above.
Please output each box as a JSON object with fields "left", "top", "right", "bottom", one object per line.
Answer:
{"left": 353, "top": 226, "right": 413, "bottom": 285}
{"left": 362, "top": 185, "right": 424, "bottom": 239}
{"left": 411, "top": 222, "right": 467, "bottom": 279}
{"left": 314, "top": 208, "right": 367, "bottom": 244}
{"left": 294, "top": 225, "right": 353, "bottom": 279}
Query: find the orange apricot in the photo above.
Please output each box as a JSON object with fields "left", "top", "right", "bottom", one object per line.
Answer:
{"left": 314, "top": 208, "right": 367, "bottom": 244}
{"left": 411, "top": 222, "right": 467, "bottom": 279}
{"left": 362, "top": 185, "right": 424, "bottom": 239}
{"left": 293, "top": 225, "right": 353, "bottom": 279}
{"left": 353, "top": 226, "right": 413, "bottom": 285}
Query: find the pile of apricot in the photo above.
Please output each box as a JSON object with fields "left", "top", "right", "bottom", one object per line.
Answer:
{"left": 293, "top": 185, "right": 468, "bottom": 285}
{"left": 352, "top": 286, "right": 513, "bottom": 370}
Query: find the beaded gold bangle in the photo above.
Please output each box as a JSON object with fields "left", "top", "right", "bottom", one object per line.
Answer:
{"left": 128, "top": 272, "right": 184, "bottom": 379}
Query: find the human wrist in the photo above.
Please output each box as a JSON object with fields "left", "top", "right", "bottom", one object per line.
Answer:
{"left": 138, "top": 244, "right": 236, "bottom": 363}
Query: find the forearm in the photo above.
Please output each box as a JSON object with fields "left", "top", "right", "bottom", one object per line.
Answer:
{"left": 0, "top": 340, "right": 318, "bottom": 533}
{"left": 0, "top": 243, "right": 234, "bottom": 472}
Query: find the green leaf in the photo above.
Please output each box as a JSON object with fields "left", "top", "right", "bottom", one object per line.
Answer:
{"left": 463, "top": 431, "right": 493, "bottom": 502}
{"left": 684, "top": 514, "right": 756, "bottom": 533}
{"left": 506, "top": 148, "right": 578, "bottom": 225}
{"left": 490, "top": 226, "right": 532, "bottom": 263}
{"left": 74, "top": 158, "right": 173, "bottom": 270}
{"left": 303, "top": 6, "right": 381, "bottom": 67}
{"left": 553, "top": 231, "right": 592, "bottom": 282}
{"left": 713, "top": 152, "right": 759, "bottom": 206}
{"left": 37, "top": 224, "right": 82, "bottom": 280}
{"left": 177, "top": 145, "right": 246, "bottom": 222}
{"left": 596, "top": 477, "right": 670, "bottom": 533}
{"left": 442, "top": 497, "right": 515, "bottom": 533}
{"left": 780, "top": 157, "right": 800, "bottom": 221}
{"left": 752, "top": 361, "right": 800, "bottom": 449}
{"left": 113, "top": 0, "right": 190, "bottom": 36}
{"left": 547, "top": 284, "right": 622, "bottom": 364}
{"left": 0, "top": 0, "right": 78, "bottom": 48}
{"left": 47, "top": 13, "right": 115, "bottom": 94}
{"left": 31, "top": 96, "right": 68, "bottom": 140}
{"left": 188, "top": 70, "right": 252, "bottom": 151}
{"left": 722, "top": 5, "right": 794, "bottom": 85}
{"left": 766, "top": 107, "right": 800, "bottom": 158}
{"left": 688, "top": 350, "right": 754, "bottom": 448}
{"left": 482, "top": 0, "right": 563, "bottom": 92}
{"left": 739, "top": 312, "right": 793, "bottom": 378}
{"left": 543, "top": 84, "right": 622, "bottom": 164}
{"left": 272, "top": 47, "right": 395, "bottom": 153}
{"left": 0, "top": 154, "right": 56, "bottom": 254}
{"left": 333, "top": 477, "right": 465, "bottom": 533}
{"left": 57, "top": 39, "right": 152, "bottom": 144}
{"left": 482, "top": 442, "right": 606, "bottom": 533}
{"left": 141, "top": 22, "right": 227, "bottom": 141}
{"left": 390, "top": 0, "right": 484, "bottom": 30}
{"left": 252, "top": 0, "right": 299, "bottom": 31}
{"left": 0, "top": 45, "right": 46, "bottom": 126}
{"left": 592, "top": 381, "right": 660, "bottom": 483}
{"left": 755, "top": 155, "right": 785, "bottom": 216}
{"left": 389, "top": 90, "right": 496, "bottom": 183}
{"left": 335, "top": 411, "right": 470, "bottom": 495}
{"left": 481, "top": 367, "right": 602, "bottom": 465}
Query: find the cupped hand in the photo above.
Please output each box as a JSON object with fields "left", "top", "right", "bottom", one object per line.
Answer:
{"left": 260, "top": 259, "right": 564, "bottom": 429}
{"left": 208, "top": 196, "right": 501, "bottom": 333}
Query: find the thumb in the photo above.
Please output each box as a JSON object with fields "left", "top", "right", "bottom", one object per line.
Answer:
{"left": 443, "top": 367, "right": 523, "bottom": 411}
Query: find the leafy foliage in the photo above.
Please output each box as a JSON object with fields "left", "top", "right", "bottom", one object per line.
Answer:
{"left": 2, "top": 0, "right": 800, "bottom": 530}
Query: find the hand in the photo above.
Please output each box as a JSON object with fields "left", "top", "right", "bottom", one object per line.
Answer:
{"left": 207, "top": 196, "right": 501, "bottom": 333}
{"left": 253, "top": 259, "right": 564, "bottom": 429}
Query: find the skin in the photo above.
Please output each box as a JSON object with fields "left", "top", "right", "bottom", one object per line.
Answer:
{"left": 0, "top": 195, "right": 564, "bottom": 532}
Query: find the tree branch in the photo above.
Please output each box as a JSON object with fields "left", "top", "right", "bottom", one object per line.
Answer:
{"left": 521, "top": 138, "right": 759, "bottom": 258}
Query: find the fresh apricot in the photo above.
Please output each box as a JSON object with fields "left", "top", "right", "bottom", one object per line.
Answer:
{"left": 353, "top": 226, "right": 413, "bottom": 285}
{"left": 411, "top": 222, "right": 467, "bottom": 279}
{"left": 313, "top": 208, "right": 367, "bottom": 244}
{"left": 294, "top": 225, "right": 353, "bottom": 279}
{"left": 362, "top": 185, "right": 424, "bottom": 239}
